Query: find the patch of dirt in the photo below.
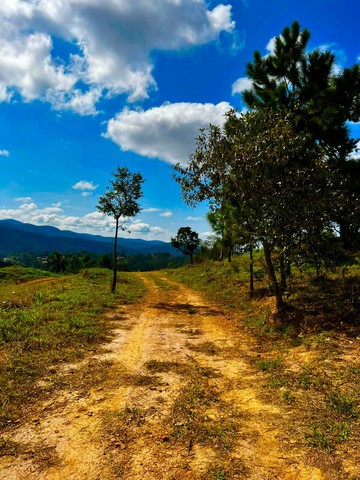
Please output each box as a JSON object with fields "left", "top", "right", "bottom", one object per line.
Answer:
{"left": 0, "top": 272, "right": 350, "bottom": 479}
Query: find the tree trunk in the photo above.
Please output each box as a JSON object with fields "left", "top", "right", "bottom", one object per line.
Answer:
{"left": 279, "top": 251, "right": 287, "bottom": 292}
{"left": 249, "top": 239, "right": 254, "bottom": 297}
{"left": 112, "top": 217, "right": 119, "bottom": 293}
{"left": 263, "top": 240, "right": 284, "bottom": 311}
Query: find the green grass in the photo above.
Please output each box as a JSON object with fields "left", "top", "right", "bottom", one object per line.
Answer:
{"left": 0, "top": 265, "right": 56, "bottom": 283}
{"left": 255, "top": 357, "right": 283, "bottom": 372}
{"left": 0, "top": 267, "right": 146, "bottom": 427}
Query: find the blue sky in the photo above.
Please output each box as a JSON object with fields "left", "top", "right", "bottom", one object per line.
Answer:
{"left": 0, "top": 0, "right": 359, "bottom": 241}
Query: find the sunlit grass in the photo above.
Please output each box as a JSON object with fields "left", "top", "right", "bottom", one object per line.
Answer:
{"left": 0, "top": 267, "right": 146, "bottom": 427}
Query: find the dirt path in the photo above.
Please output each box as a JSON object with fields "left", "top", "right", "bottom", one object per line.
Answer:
{"left": 0, "top": 273, "right": 325, "bottom": 479}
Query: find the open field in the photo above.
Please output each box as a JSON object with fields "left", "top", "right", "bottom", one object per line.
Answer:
{"left": 0, "top": 262, "right": 359, "bottom": 479}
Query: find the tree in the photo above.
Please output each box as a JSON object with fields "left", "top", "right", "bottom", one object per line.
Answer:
{"left": 242, "top": 21, "right": 360, "bottom": 247}
{"left": 171, "top": 227, "right": 200, "bottom": 264}
{"left": 98, "top": 253, "right": 112, "bottom": 270}
{"left": 175, "top": 109, "right": 335, "bottom": 311}
{"left": 67, "top": 254, "right": 82, "bottom": 273}
{"left": 97, "top": 166, "right": 144, "bottom": 292}
{"left": 48, "top": 251, "right": 66, "bottom": 273}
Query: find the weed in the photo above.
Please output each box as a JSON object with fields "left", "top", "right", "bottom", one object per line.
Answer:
{"left": 269, "top": 375, "right": 288, "bottom": 388}
{"left": 207, "top": 466, "right": 227, "bottom": 480}
{"left": 307, "top": 424, "right": 333, "bottom": 452}
{"left": 255, "top": 357, "right": 283, "bottom": 372}
{"left": 202, "top": 460, "right": 247, "bottom": 479}
{"left": 307, "top": 421, "right": 351, "bottom": 452}
{"left": 298, "top": 366, "right": 313, "bottom": 390}
{"left": 328, "top": 392, "right": 358, "bottom": 417}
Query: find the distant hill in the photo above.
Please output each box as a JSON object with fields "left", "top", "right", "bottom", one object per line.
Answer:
{"left": 0, "top": 219, "right": 178, "bottom": 256}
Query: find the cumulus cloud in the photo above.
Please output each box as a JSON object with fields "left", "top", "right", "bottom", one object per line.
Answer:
{"left": 232, "top": 77, "right": 252, "bottom": 95}
{"left": 0, "top": 0, "right": 236, "bottom": 113}
{"left": 105, "top": 101, "right": 232, "bottom": 164}
{"left": 72, "top": 180, "right": 98, "bottom": 191}
{"left": 160, "top": 211, "right": 173, "bottom": 217}
{"left": 0, "top": 149, "right": 10, "bottom": 157}
{"left": 129, "top": 220, "right": 165, "bottom": 236}
{"left": 0, "top": 199, "right": 166, "bottom": 239}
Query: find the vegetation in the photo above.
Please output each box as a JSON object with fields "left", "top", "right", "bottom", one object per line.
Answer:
{"left": 243, "top": 20, "right": 360, "bottom": 249}
{"left": 3, "top": 251, "right": 184, "bottom": 273}
{"left": 97, "top": 166, "right": 144, "bottom": 292}
{"left": 171, "top": 226, "right": 200, "bottom": 264}
{"left": 167, "top": 253, "right": 360, "bottom": 464}
{"left": 0, "top": 266, "right": 146, "bottom": 426}
{"left": 174, "top": 21, "right": 360, "bottom": 313}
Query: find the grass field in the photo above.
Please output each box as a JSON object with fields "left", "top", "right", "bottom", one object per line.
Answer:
{"left": 0, "top": 267, "right": 146, "bottom": 428}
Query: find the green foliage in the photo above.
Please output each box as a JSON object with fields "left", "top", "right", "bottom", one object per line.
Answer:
{"left": 243, "top": 21, "right": 360, "bottom": 248}
{"left": 171, "top": 227, "right": 200, "bottom": 264}
{"left": 97, "top": 166, "right": 144, "bottom": 224}
{"left": 307, "top": 422, "right": 350, "bottom": 452}
{"left": 243, "top": 21, "right": 360, "bottom": 159}
{"left": 255, "top": 357, "right": 283, "bottom": 372}
{"left": 0, "top": 265, "right": 55, "bottom": 283}
{"left": 328, "top": 392, "right": 358, "bottom": 417}
{"left": 175, "top": 108, "right": 334, "bottom": 310}
{"left": 97, "top": 166, "right": 144, "bottom": 292}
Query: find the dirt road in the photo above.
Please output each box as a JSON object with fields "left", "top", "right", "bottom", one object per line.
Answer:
{"left": 0, "top": 273, "right": 325, "bottom": 479}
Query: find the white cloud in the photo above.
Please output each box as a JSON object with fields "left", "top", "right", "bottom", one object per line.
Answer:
{"left": 0, "top": 0, "right": 236, "bottom": 113}
{"left": 15, "top": 196, "right": 33, "bottom": 203}
{"left": 160, "top": 211, "right": 173, "bottom": 217}
{"left": 266, "top": 36, "right": 276, "bottom": 55}
{"left": 129, "top": 220, "right": 165, "bottom": 236}
{"left": 72, "top": 180, "right": 98, "bottom": 191}
{"left": 143, "top": 207, "right": 160, "bottom": 213}
{"left": 81, "top": 191, "right": 93, "bottom": 198}
{"left": 105, "top": 101, "right": 232, "bottom": 164}
{"left": 186, "top": 216, "right": 202, "bottom": 221}
{"left": 232, "top": 77, "right": 252, "bottom": 95}
{"left": 46, "top": 87, "right": 103, "bottom": 116}
{"left": 0, "top": 149, "right": 10, "bottom": 157}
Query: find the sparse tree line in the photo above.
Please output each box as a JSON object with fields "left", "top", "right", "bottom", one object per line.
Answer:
{"left": 173, "top": 22, "right": 360, "bottom": 312}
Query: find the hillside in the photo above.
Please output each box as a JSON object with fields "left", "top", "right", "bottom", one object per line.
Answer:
{"left": 0, "top": 219, "right": 178, "bottom": 256}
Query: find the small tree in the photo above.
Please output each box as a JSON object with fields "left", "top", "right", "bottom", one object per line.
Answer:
{"left": 171, "top": 227, "right": 200, "bottom": 264}
{"left": 97, "top": 166, "right": 144, "bottom": 292}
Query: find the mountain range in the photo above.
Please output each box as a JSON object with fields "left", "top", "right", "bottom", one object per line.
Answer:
{"left": 0, "top": 219, "right": 178, "bottom": 256}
